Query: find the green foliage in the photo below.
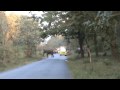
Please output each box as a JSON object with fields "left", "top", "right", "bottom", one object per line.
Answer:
{"left": 103, "top": 59, "right": 113, "bottom": 66}
{"left": 46, "top": 36, "right": 67, "bottom": 49}
{"left": 0, "top": 12, "right": 45, "bottom": 69}
{"left": 15, "top": 16, "right": 42, "bottom": 57}
{"left": 68, "top": 53, "right": 80, "bottom": 61}
{"left": 0, "top": 11, "right": 120, "bottom": 68}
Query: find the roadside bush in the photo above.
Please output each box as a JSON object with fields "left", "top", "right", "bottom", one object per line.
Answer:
{"left": 103, "top": 59, "right": 113, "bottom": 66}
{"left": 68, "top": 53, "right": 80, "bottom": 61}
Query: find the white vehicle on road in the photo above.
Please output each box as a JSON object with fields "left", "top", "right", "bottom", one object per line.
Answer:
{"left": 58, "top": 46, "right": 67, "bottom": 56}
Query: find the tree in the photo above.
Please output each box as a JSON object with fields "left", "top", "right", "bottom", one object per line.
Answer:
{"left": 31, "top": 11, "right": 120, "bottom": 59}
{"left": 0, "top": 11, "right": 9, "bottom": 62}
{"left": 46, "top": 35, "right": 67, "bottom": 49}
{"left": 34, "top": 11, "right": 87, "bottom": 57}
{"left": 18, "top": 16, "right": 42, "bottom": 57}
{"left": 94, "top": 11, "right": 120, "bottom": 58}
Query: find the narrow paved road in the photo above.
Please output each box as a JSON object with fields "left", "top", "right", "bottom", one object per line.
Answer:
{"left": 0, "top": 54, "right": 72, "bottom": 79}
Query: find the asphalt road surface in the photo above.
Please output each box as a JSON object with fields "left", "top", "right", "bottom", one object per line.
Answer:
{"left": 0, "top": 54, "right": 72, "bottom": 79}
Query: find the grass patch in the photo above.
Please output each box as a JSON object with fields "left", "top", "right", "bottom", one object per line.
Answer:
{"left": 0, "top": 55, "right": 43, "bottom": 72}
{"left": 67, "top": 55, "right": 120, "bottom": 79}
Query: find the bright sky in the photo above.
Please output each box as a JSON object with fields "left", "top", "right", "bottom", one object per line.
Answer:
{"left": 5, "top": 11, "right": 43, "bottom": 17}
{"left": 5, "top": 11, "right": 30, "bottom": 16}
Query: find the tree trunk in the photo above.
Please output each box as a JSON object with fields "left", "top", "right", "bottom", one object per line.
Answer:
{"left": 78, "top": 38, "right": 84, "bottom": 58}
{"left": 2, "top": 30, "right": 6, "bottom": 62}
{"left": 77, "top": 31, "right": 85, "bottom": 58}
{"left": 25, "top": 39, "right": 32, "bottom": 58}
{"left": 110, "top": 23, "right": 120, "bottom": 59}
{"left": 111, "top": 37, "right": 119, "bottom": 59}
{"left": 93, "top": 33, "right": 99, "bottom": 57}
{"left": 85, "top": 37, "right": 91, "bottom": 62}
{"left": 87, "top": 46, "right": 91, "bottom": 63}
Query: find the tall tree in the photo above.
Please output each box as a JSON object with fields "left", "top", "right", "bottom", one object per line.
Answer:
{"left": 18, "top": 16, "right": 42, "bottom": 57}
